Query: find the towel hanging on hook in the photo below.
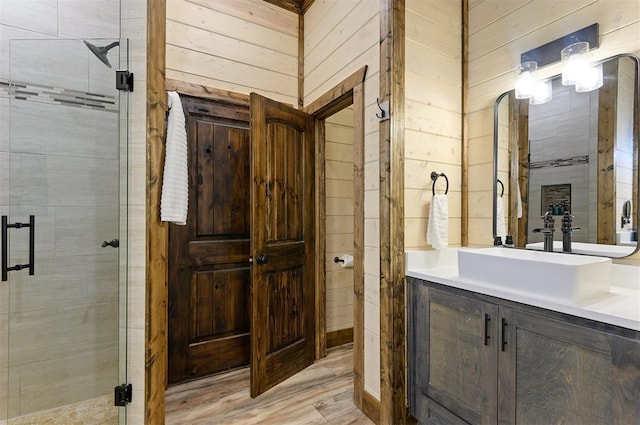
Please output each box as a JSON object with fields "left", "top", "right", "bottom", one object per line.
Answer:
{"left": 427, "top": 173, "right": 449, "bottom": 248}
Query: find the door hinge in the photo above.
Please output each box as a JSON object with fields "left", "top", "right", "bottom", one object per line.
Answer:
{"left": 116, "top": 70, "right": 134, "bottom": 92}
{"left": 114, "top": 383, "right": 132, "bottom": 406}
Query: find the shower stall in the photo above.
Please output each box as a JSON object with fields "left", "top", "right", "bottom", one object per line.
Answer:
{"left": 1, "top": 38, "right": 129, "bottom": 424}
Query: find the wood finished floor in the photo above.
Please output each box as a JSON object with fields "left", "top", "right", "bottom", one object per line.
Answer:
{"left": 165, "top": 343, "right": 373, "bottom": 425}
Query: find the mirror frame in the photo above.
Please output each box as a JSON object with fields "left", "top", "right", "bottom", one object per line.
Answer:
{"left": 493, "top": 53, "right": 640, "bottom": 259}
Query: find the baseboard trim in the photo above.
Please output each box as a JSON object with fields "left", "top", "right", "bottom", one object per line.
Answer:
{"left": 327, "top": 328, "right": 354, "bottom": 348}
{"left": 362, "top": 390, "right": 381, "bottom": 424}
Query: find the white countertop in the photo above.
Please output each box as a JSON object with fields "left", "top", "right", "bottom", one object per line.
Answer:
{"left": 526, "top": 241, "right": 636, "bottom": 257}
{"left": 406, "top": 248, "right": 640, "bottom": 332}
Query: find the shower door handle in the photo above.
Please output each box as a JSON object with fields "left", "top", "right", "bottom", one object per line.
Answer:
{"left": 2, "top": 215, "right": 35, "bottom": 282}
{"left": 1, "top": 216, "right": 7, "bottom": 281}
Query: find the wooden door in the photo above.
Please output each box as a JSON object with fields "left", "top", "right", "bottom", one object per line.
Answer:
{"left": 168, "top": 95, "right": 251, "bottom": 384}
{"left": 249, "top": 93, "right": 316, "bottom": 397}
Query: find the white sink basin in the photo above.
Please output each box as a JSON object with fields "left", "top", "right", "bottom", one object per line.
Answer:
{"left": 458, "top": 247, "right": 612, "bottom": 302}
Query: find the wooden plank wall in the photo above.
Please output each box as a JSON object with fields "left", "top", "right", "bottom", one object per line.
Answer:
{"left": 467, "top": 0, "right": 640, "bottom": 247}
{"left": 166, "top": 0, "right": 299, "bottom": 106}
{"left": 146, "top": 0, "right": 167, "bottom": 423}
{"left": 303, "top": 0, "right": 381, "bottom": 401}
{"left": 404, "top": 0, "right": 463, "bottom": 249}
{"left": 325, "top": 107, "right": 356, "bottom": 334}
{"left": 379, "top": 0, "right": 405, "bottom": 422}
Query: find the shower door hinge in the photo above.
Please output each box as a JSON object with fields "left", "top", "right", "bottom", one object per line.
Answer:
{"left": 114, "top": 383, "right": 132, "bottom": 406}
{"left": 116, "top": 70, "right": 134, "bottom": 92}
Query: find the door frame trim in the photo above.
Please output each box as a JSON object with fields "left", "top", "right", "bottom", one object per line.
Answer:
{"left": 160, "top": 67, "right": 367, "bottom": 414}
{"left": 304, "top": 65, "right": 367, "bottom": 407}
{"left": 146, "top": 0, "right": 167, "bottom": 422}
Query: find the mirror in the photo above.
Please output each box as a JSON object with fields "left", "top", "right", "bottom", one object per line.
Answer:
{"left": 493, "top": 54, "right": 639, "bottom": 258}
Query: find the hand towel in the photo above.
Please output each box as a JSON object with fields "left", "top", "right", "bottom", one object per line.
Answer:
{"left": 427, "top": 194, "right": 448, "bottom": 248}
{"left": 496, "top": 196, "right": 507, "bottom": 238}
{"left": 516, "top": 181, "right": 523, "bottom": 219}
{"left": 161, "top": 91, "right": 188, "bottom": 225}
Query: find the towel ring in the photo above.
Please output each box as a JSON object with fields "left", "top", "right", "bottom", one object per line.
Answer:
{"left": 497, "top": 179, "right": 504, "bottom": 198}
{"left": 430, "top": 171, "right": 449, "bottom": 196}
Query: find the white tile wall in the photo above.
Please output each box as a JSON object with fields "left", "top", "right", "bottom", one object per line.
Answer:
{"left": 10, "top": 101, "right": 118, "bottom": 159}
{"left": 0, "top": 0, "right": 58, "bottom": 37}
{"left": 10, "top": 154, "right": 118, "bottom": 207}
{"left": 527, "top": 80, "right": 598, "bottom": 243}
{"left": 58, "top": 0, "right": 120, "bottom": 39}
{"left": 10, "top": 39, "right": 90, "bottom": 91}
{"left": 0, "top": 27, "right": 55, "bottom": 80}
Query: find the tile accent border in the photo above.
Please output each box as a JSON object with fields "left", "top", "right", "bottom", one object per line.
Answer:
{"left": 0, "top": 79, "right": 118, "bottom": 113}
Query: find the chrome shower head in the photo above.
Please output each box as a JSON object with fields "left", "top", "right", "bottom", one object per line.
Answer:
{"left": 83, "top": 40, "right": 119, "bottom": 68}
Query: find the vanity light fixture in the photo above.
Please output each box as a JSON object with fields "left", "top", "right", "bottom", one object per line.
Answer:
{"left": 561, "top": 41, "right": 603, "bottom": 91}
{"left": 516, "top": 24, "right": 601, "bottom": 101}
{"left": 515, "top": 61, "right": 552, "bottom": 105}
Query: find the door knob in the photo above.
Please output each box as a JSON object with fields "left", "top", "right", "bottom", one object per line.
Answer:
{"left": 256, "top": 254, "right": 268, "bottom": 265}
{"left": 102, "top": 239, "right": 119, "bottom": 248}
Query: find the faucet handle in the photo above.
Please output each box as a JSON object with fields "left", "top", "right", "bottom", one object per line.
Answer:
{"left": 541, "top": 211, "right": 555, "bottom": 228}
{"left": 533, "top": 228, "right": 553, "bottom": 234}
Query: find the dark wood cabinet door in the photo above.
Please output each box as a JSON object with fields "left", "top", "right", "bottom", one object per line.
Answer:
{"left": 425, "top": 399, "right": 471, "bottom": 425}
{"left": 249, "top": 93, "right": 315, "bottom": 397}
{"left": 409, "top": 279, "right": 640, "bottom": 425}
{"left": 411, "top": 284, "right": 498, "bottom": 425}
{"left": 168, "top": 96, "right": 251, "bottom": 384}
{"left": 498, "top": 307, "right": 640, "bottom": 425}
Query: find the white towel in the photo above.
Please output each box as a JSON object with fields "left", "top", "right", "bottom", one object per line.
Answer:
{"left": 427, "top": 194, "right": 448, "bottom": 248}
{"left": 496, "top": 197, "right": 507, "bottom": 238}
{"left": 161, "top": 91, "right": 188, "bottom": 225}
{"left": 516, "top": 181, "right": 523, "bottom": 219}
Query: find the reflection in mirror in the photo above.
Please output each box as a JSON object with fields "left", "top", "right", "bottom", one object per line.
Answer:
{"left": 493, "top": 54, "right": 639, "bottom": 258}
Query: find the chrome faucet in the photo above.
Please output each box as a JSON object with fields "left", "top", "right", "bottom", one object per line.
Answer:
{"left": 561, "top": 211, "right": 580, "bottom": 253}
{"left": 533, "top": 212, "right": 555, "bottom": 252}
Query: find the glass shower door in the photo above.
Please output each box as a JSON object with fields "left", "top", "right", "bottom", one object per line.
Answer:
{"left": 3, "top": 38, "right": 128, "bottom": 424}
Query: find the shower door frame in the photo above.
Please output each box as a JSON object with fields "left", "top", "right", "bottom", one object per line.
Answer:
{"left": 3, "top": 37, "right": 129, "bottom": 424}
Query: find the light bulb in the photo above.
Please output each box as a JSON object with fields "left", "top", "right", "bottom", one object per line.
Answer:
{"left": 575, "top": 62, "right": 603, "bottom": 92}
{"left": 529, "top": 79, "right": 552, "bottom": 105}
{"left": 515, "top": 61, "right": 539, "bottom": 99}
{"left": 561, "top": 41, "right": 590, "bottom": 86}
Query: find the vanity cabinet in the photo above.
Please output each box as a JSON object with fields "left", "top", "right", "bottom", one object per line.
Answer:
{"left": 408, "top": 277, "right": 640, "bottom": 425}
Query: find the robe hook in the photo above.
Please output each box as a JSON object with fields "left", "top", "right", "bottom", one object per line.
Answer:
{"left": 376, "top": 98, "right": 386, "bottom": 119}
